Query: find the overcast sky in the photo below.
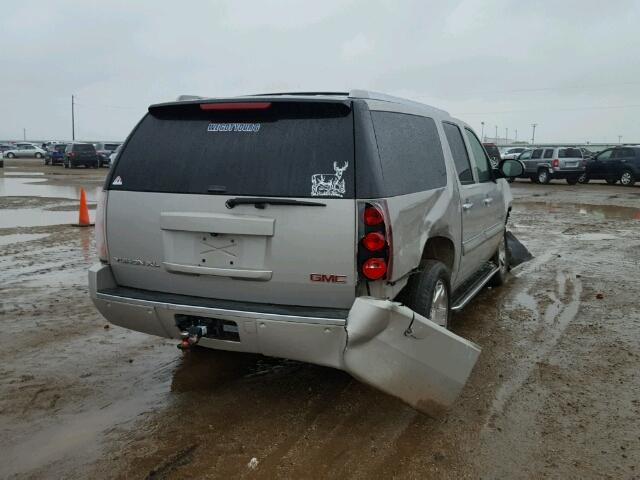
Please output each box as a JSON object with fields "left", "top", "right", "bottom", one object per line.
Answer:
{"left": 2, "top": 0, "right": 640, "bottom": 144}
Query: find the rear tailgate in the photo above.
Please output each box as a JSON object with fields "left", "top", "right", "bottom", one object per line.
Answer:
{"left": 558, "top": 147, "right": 583, "bottom": 170}
{"left": 106, "top": 100, "right": 357, "bottom": 309}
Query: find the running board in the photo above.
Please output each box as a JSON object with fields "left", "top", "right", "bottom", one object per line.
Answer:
{"left": 451, "top": 263, "right": 499, "bottom": 312}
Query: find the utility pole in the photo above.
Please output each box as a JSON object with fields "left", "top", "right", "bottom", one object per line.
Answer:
{"left": 23, "top": 128, "right": 26, "bottom": 141}
{"left": 515, "top": 129, "right": 518, "bottom": 142}
{"left": 495, "top": 125, "right": 498, "bottom": 143}
{"left": 618, "top": 135, "right": 622, "bottom": 144}
{"left": 505, "top": 128, "right": 508, "bottom": 145}
{"left": 531, "top": 123, "right": 538, "bottom": 145}
{"left": 481, "top": 122, "right": 485, "bottom": 141}
{"left": 71, "top": 95, "right": 76, "bottom": 141}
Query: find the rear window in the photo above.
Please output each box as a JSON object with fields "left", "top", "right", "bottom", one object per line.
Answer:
{"left": 75, "top": 144, "right": 96, "bottom": 153}
{"left": 110, "top": 102, "right": 354, "bottom": 198}
{"left": 558, "top": 148, "right": 582, "bottom": 158}
{"left": 484, "top": 145, "right": 501, "bottom": 158}
{"left": 54, "top": 144, "right": 67, "bottom": 152}
{"left": 370, "top": 111, "right": 447, "bottom": 196}
{"left": 104, "top": 143, "right": 120, "bottom": 150}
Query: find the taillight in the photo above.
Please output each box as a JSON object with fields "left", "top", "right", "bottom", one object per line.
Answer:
{"left": 362, "top": 232, "right": 385, "bottom": 251}
{"left": 69, "top": 152, "right": 76, "bottom": 157}
{"left": 362, "top": 258, "right": 387, "bottom": 280}
{"left": 95, "top": 190, "right": 108, "bottom": 262}
{"left": 552, "top": 159, "right": 559, "bottom": 168}
{"left": 358, "top": 202, "right": 390, "bottom": 281}
{"left": 199, "top": 102, "right": 272, "bottom": 111}
{"left": 364, "top": 206, "right": 384, "bottom": 226}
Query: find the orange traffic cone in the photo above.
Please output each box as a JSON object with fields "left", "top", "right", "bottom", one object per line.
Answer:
{"left": 74, "top": 188, "right": 93, "bottom": 227}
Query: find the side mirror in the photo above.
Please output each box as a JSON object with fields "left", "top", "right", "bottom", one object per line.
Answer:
{"left": 498, "top": 159, "right": 524, "bottom": 178}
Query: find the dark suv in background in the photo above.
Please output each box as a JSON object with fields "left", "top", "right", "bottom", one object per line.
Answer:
{"left": 64, "top": 142, "right": 99, "bottom": 168}
{"left": 581, "top": 146, "right": 639, "bottom": 186}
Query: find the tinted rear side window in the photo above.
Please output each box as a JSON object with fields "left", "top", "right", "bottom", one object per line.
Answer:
{"left": 443, "top": 122, "right": 473, "bottom": 184}
{"left": 370, "top": 111, "right": 447, "bottom": 196}
{"left": 558, "top": 148, "right": 582, "bottom": 158}
{"left": 110, "top": 102, "right": 354, "bottom": 198}
{"left": 75, "top": 144, "right": 95, "bottom": 153}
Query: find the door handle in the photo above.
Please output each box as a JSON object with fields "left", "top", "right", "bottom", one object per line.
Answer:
{"left": 483, "top": 197, "right": 493, "bottom": 205}
{"left": 462, "top": 202, "right": 474, "bottom": 211}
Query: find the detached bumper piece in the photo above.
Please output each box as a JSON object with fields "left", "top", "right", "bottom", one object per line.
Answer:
{"left": 344, "top": 297, "right": 481, "bottom": 416}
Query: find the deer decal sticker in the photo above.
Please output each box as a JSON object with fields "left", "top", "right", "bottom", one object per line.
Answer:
{"left": 311, "top": 161, "right": 349, "bottom": 197}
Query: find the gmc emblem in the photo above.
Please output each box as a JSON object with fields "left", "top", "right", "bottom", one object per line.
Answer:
{"left": 310, "top": 273, "right": 347, "bottom": 284}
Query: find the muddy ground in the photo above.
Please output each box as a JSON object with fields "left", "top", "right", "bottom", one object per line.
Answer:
{"left": 1, "top": 158, "right": 639, "bottom": 479}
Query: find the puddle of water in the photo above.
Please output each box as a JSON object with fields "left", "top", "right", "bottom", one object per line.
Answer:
{"left": 3, "top": 172, "right": 45, "bottom": 176}
{"left": 0, "top": 177, "right": 100, "bottom": 201}
{"left": 0, "top": 208, "right": 93, "bottom": 228}
{"left": 516, "top": 201, "right": 640, "bottom": 220}
{"left": 563, "top": 233, "right": 618, "bottom": 241}
{"left": 0, "top": 233, "right": 49, "bottom": 247}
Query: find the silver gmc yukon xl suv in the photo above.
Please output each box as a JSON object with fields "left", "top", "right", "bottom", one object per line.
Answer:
{"left": 89, "top": 90, "right": 523, "bottom": 412}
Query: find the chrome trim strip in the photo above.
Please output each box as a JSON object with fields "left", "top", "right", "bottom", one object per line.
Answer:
{"left": 95, "top": 292, "right": 347, "bottom": 326}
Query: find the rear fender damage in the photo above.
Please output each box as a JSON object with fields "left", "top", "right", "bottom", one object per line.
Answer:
{"left": 344, "top": 297, "right": 480, "bottom": 416}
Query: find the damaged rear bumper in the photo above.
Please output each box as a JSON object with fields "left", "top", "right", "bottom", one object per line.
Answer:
{"left": 90, "top": 264, "right": 480, "bottom": 413}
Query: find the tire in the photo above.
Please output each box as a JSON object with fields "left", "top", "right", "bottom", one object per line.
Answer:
{"left": 507, "top": 177, "right": 515, "bottom": 183}
{"left": 489, "top": 233, "right": 508, "bottom": 287}
{"left": 63, "top": 159, "right": 68, "bottom": 168}
{"left": 44, "top": 158, "right": 49, "bottom": 165}
{"left": 6, "top": 152, "right": 15, "bottom": 159}
{"left": 566, "top": 177, "right": 579, "bottom": 185}
{"left": 537, "top": 169, "right": 551, "bottom": 184}
{"left": 35, "top": 152, "right": 43, "bottom": 159}
{"left": 400, "top": 260, "right": 451, "bottom": 329}
{"left": 605, "top": 178, "right": 617, "bottom": 185}
{"left": 578, "top": 173, "right": 589, "bottom": 184}
{"left": 620, "top": 170, "right": 636, "bottom": 186}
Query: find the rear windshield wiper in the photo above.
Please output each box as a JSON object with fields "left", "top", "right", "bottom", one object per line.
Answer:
{"left": 225, "top": 198, "right": 327, "bottom": 209}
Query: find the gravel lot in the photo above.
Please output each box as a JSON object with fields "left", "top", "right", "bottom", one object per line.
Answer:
{"left": 1, "top": 158, "right": 639, "bottom": 479}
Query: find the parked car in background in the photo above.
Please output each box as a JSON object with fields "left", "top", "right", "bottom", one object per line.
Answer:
{"left": 501, "top": 147, "right": 527, "bottom": 160}
{"left": 580, "top": 146, "right": 639, "bottom": 186}
{"left": 0, "top": 143, "right": 14, "bottom": 154}
{"left": 89, "top": 90, "right": 524, "bottom": 412}
{"left": 64, "top": 142, "right": 99, "bottom": 168}
{"left": 2, "top": 144, "right": 47, "bottom": 159}
{"left": 517, "top": 146, "right": 585, "bottom": 184}
{"left": 483, "top": 143, "right": 501, "bottom": 167}
{"left": 94, "top": 142, "right": 122, "bottom": 167}
{"left": 107, "top": 144, "right": 122, "bottom": 166}
{"left": 44, "top": 143, "right": 68, "bottom": 165}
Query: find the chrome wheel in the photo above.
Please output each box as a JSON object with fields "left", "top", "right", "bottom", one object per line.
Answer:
{"left": 430, "top": 279, "right": 449, "bottom": 327}
{"left": 538, "top": 170, "right": 549, "bottom": 184}
{"left": 578, "top": 173, "right": 588, "bottom": 183}
{"left": 621, "top": 171, "right": 633, "bottom": 185}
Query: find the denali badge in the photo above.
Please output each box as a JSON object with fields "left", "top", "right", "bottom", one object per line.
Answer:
{"left": 113, "top": 257, "right": 160, "bottom": 268}
{"left": 310, "top": 273, "right": 347, "bottom": 284}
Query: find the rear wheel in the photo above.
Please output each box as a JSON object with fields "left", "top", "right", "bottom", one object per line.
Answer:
{"left": 6, "top": 152, "right": 15, "bottom": 159}
{"left": 537, "top": 169, "right": 551, "bottom": 184}
{"left": 44, "top": 158, "right": 49, "bottom": 165}
{"left": 620, "top": 170, "right": 635, "bottom": 186}
{"left": 605, "top": 178, "right": 617, "bottom": 185}
{"left": 35, "top": 152, "right": 43, "bottom": 159}
{"left": 566, "top": 177, "right": 579, "bottom": 185}
{"left": 578, "top": 173, "right": 589, "bottom": 184}
{"left": 401, "top": 260, "right": 451, "bottom": 329}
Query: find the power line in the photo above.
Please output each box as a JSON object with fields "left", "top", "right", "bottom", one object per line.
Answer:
{"left": 458, "top": 103, "right": 640, "bottom": 116}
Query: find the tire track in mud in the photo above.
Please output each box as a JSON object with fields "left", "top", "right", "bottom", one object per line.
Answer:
{"left": 485, "top": 258, "right": 583, "bottom": 426}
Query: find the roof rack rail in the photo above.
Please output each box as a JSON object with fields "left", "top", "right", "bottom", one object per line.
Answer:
{"left": 176, "top": 95, "right": 205, "bottom": 101}
{"left": 250, "top": 91, "right": 349, "bottom": 97}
